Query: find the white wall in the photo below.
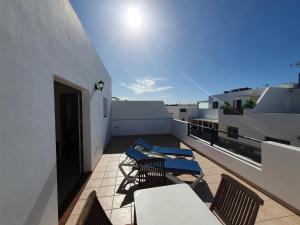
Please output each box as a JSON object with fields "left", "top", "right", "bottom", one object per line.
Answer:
{"left": 218, "top": 110, "right": 300, "bottom": 147}
{"left": 167, "top": 105, "right": 200, "bottom": 121}
{"left": 254, "top": 87, "right": 290, "bottom": 113}
{"left": 0, "top": 1, "right": 111, "bottom": 225}
{"left": 290, "top": 89, "right": 300, "bottom": 113}
{"left": 198, "top": 109, "right": 219, "bottom": 120}
{"left": 112, "top": 101, "right": 172, "bottom": 136}
{"left": 172, "top": 119, "right": 300, "bottom": 213}
{"left": 254, "top": 87, "right": 300, "bottom": 113}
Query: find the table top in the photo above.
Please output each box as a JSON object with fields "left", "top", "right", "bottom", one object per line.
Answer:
{"left": 134, "top": 183, "right": 222, "bottom": 225}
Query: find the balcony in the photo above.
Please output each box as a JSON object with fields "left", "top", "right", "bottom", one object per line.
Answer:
{"left": 65, "top": 134, "right": 299, "bottom": 225}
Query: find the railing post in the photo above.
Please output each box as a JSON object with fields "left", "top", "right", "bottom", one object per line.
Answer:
{"left": 187, "top": 123, "right": 190, "bottom": 136}
{"left": 210, "top": 128, "right": 214, "bottom": 146}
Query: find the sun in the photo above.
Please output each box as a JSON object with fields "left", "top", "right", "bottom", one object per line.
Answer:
{"left": 126, "top": 7, "right": 142, "bottom": 29}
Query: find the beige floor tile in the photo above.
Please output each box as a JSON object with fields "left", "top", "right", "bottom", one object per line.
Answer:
{"left": 65, "top": 214, "right": 79, "bottom": 225}
{"left": 98, "top": 185, "right": 116, "bottom": 197}
{"left": 98, "top": 160, "right": 109, "bottom": 166}
{"left": 105, "top": 209, "right": 112, "bottom": 219}
{"left": 101, "top": 177, "right": 117, "bottom": 187}
{"left": 107, "top": 161, "right": 120, "bottom": 167}
{"left": 79, "top": 188, "right": 98, "bottom": 200}
{"left": 71, "top": 200, "right": 86, "bottom": 215}
{"left": 113, "top": 194, "right": 132, "bottom": 209}
{"left": 116, "top": 176, "right": 126, "bottom": 185}
{"left": 90, "top": 172, "right": 105, "bottom": 180}
{"left": 104, "top": 170, "right": 118, "bottom": 178}
{"left": 203, "top": 174, "right": 221, "bottom": 184}
{"left": 94, "top": 166, "right": 107, "bottom": 172}
{"left": 106, "top": 165, "right": 119, "bottom": 172}
{"left": 98, "top": 196, "right": 114, "bottom": 210}
{"left": 85, "top": 178, "right": 102, "bottom": 188}
{"left": 111, "top": 207, "right": 132, "bottom": 225}
{"left": 256, "top": 215, "right": 300, "bottom": 225}
{"left": 257, "top": 199, "right": 294, "bottom": 222}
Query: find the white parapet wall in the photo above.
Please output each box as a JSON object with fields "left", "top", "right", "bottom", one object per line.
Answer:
{"left": 111, "top": 101, "right": 172, "bottom": 136}
{"left": 218, "top": 110, "right": 300, "bottom": 147}
{"left": 0, "top": 1, "right": 111, "bottom": 225}
{"left": 172, "top": 119, "right": 300, "bottom": 213}
{"left": 198, "top": 108, "right": 219, "bottom": 120}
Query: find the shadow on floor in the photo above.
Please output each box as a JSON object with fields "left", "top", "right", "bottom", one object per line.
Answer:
{"left": 193, "top": 180, "right": 214, "bottom": 203}
{"left": 115, "top": 179, "right": 138, "bottom": 207}
{"left": 104, "top": 134, "right": 184, "bottom": 154}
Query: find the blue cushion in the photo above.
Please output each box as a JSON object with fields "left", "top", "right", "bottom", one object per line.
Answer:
{"left": 135, "top": 138, "right": 154, "bottom": 150}
{"left": 164, "top": 158, "right": 201, "bottom": 175}
{"left": 125, "top": 147, "right": 201, "bottom": 175}
{"left": 125, "top": 146, "right": 149, "bottom": 161}
{"left": 152, "top": 146, "right": 193, "bottom": 157}
{"left": 135, "top": 138, "right": 193, "bottom": 157}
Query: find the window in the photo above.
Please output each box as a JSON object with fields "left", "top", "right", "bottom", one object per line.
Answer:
{"left": 212, "top": 101, "right": 219, "bottom": 109}
{"left": 265, "top": 137, "right": 290, "bottom": 145}
{"left": 103, "top": 98, "right": 108, "bottom": 118}
{"left": 180, "top": 108, "right": 186, "bottom": 112}
{"left": 227, "top": 126, "right": 238, "bottom": 139}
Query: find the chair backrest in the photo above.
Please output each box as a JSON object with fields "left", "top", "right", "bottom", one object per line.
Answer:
{"left": 125, "top": 146, "right": 150, "bottom": 161}
{"left": 210, "top": 174, "right": 264, "bottom": 225}
{"left": 138, "top": 158, "right": 166, "bottom": 189}
{"left": 76, "top": 190, "right": 112, "bottom": 225}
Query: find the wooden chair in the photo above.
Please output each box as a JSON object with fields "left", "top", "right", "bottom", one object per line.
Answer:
{"left": 138, "top": 158, "right": 166, "bottom": 189}
{"left": 75, "top": 190, "right": 112, "bottom": 225}
{"left": 210, "top": 174, "right": 264, "bottom": 225}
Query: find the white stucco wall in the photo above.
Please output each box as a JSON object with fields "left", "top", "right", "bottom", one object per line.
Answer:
{"left": 253, "top": 87, "right": 300, "bottom": 113}
{"left": 198, "top": 109, "right": 219, "bottom": 120}
{"left": 172, "top": 119, "right": 300, "bottom": 213}
{"left": 112, "top": 101, "right": 172, "bottom": 135}
{"left": 218, "top": 110, "right": 300, "bottom": 147}
{"left": 0, "top": 1, "right": 111, "bottom": 225}
{"left": 167, "top": 105, "right": 200, "bottom": 121}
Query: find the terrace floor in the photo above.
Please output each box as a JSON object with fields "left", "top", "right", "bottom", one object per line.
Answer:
{"left": 66, "top": 134, "right": 300, "bottom": 225}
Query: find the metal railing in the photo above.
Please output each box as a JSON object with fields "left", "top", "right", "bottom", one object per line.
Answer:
{"left": 187, "top": 123, "right": 262, "bottom": 163}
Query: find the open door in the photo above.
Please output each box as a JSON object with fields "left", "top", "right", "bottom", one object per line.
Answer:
{"left": 54, "top": 81, "right": 84, "bottom": 217}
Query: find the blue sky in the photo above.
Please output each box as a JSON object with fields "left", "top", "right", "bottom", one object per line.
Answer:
{"left": 71, "top": 0, "right": 300, "bottom": 104}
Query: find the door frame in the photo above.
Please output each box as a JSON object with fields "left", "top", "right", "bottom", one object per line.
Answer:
{"left": 53, "top": 75, "right": 92, "bottom": 172}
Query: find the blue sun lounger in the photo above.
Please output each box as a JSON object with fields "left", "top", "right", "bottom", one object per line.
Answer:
{"left": 119, "top": 146, "right": 203, "bottom": 188}
{"left": 135, "top": 138, "right": 195, "bottom": 159}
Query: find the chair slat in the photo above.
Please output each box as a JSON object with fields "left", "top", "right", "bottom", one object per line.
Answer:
{"left": 138, "top": 158, "right": 166, "bottom": 189}
{"left": 76, "top": 190, "right": 112, "bottom": 225}
{"left": 210, "top": 174, "right": 264, "bottom": 225}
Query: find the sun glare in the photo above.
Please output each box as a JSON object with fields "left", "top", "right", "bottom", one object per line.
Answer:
{"left": 126, "top": 7, "right": 142, "bottom": 29}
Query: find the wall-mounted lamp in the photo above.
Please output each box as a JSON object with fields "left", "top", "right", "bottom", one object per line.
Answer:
{"left": 95, "top": 80, "right": 105, "bottom": 91}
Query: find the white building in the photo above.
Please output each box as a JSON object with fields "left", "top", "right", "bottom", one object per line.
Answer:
{"left": 194, "top": 81, "right": 300, "bottom": 148}
{"left": 167, "top": 104, "right": 199, "bottom": 121}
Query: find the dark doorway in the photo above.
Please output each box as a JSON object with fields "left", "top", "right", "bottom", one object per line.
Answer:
{"left": 54, "top": 81, "right": 84, "bottom": 217}
{"left": 236, "top": 100, "right": 242, "bottom": 112}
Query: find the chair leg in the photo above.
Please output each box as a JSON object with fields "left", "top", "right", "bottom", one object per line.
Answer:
{"left": 190, "top": 172, "right": 204, "bottom": 189}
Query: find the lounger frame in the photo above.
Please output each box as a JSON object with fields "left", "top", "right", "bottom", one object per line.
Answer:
{"left": 119, "top": 154, "right": 203, "bottom": 188}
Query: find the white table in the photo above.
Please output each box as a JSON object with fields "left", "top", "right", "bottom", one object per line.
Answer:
{"left": 134, "top": 183, "right": 222, "bottom": 225}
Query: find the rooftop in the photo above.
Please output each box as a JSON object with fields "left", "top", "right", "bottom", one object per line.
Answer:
{"left": 65, "top": 134, "right": 300, "bottom": 225}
